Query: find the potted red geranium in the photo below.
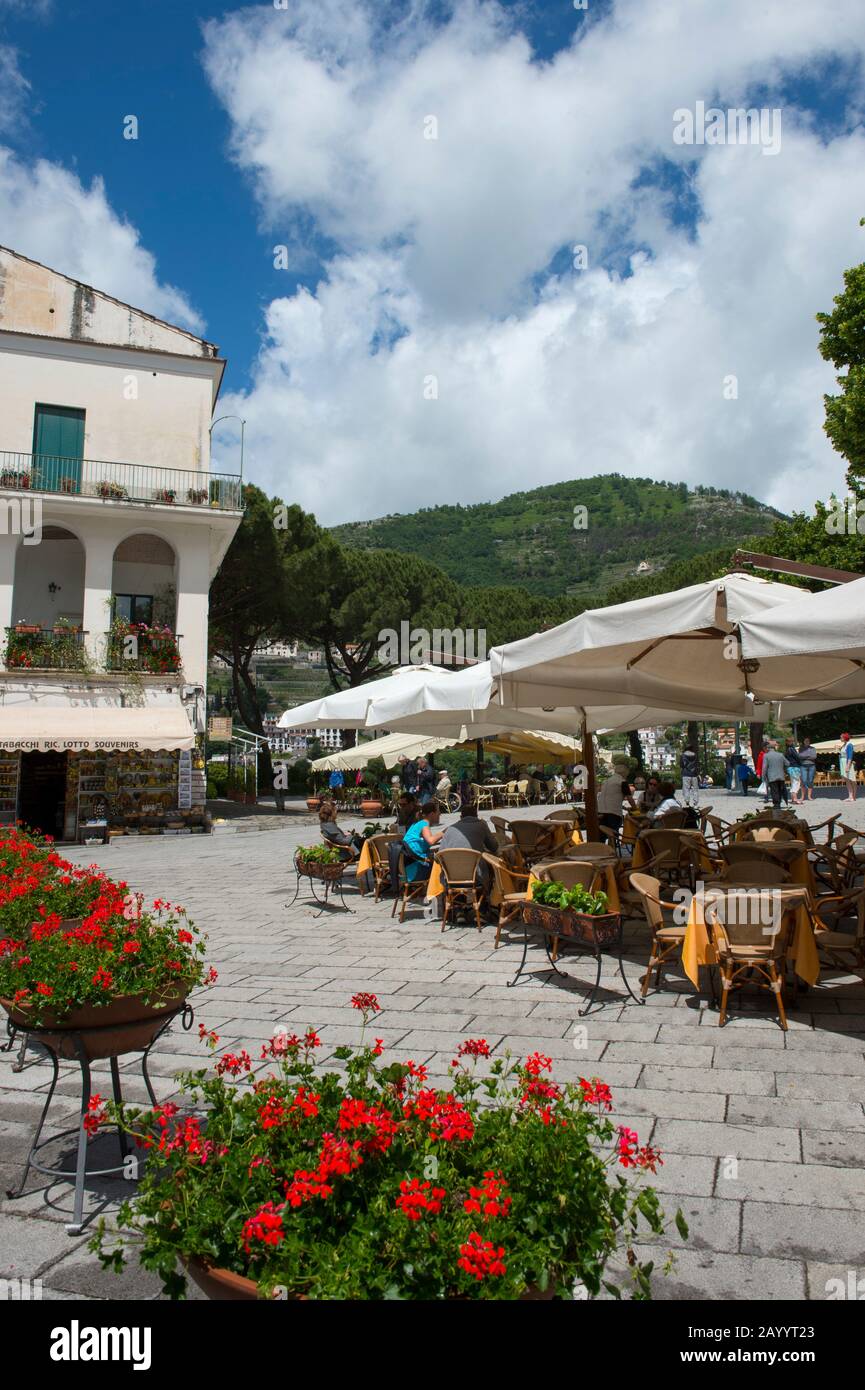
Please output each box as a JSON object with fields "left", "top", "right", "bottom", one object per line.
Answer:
{"left": 91, "top": 994, "right": 686, "bottom": 1300}
{"left": 0, "top": 825, "right": 214, "bottom": 1060}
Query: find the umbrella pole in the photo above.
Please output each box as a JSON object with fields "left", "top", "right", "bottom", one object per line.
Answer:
{"left": 581, "top": 712, "right": 600, "bottom": 841}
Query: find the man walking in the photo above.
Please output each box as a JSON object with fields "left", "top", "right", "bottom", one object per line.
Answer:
{"left": 680, "top": 744, "right": 700, "bottom": 810}
{"left": 840, "top": 732, "right": 858, "bottom": 803}
{"left": 762, "top": 740, "right": 790, "bottom": 811}
{"left": 798, "top": 736, "right": 817, "bottom": 802}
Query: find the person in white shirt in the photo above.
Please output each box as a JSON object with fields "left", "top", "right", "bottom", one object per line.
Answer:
{"left": 651, "top": 782, "right": 682, "bottom": 820}
{"left": 597, "top": 763, "right": 637, "bottom": 836}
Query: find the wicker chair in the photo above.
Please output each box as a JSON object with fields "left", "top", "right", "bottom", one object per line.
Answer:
{"left": 629, "top": 871, "right": 685, "bottom": 997}
{"left": 507, "top": 819, "right": 558, "bottom": 867}
{"left": 719, "top": 860, "right": 791, "bottom": 886}
{"left": 809, "top": 886, "right": 865, "bottom": 979}
{"left": 482, "top": 852, "right": 532, "bottom": 948}
{"left": 704, "top": 890, "right": 793, "bottom": 1030}
{"left": 490, "top": 815, "right": 512, "bottom": 851}
{"left": 436, "top": 848, "right": 486, "bottom": 932}
{"left": 390, "top": 851, "right": 430, "bottom": 923}
{"left": 472, "top": 783, "right": 494, "bottom": 812}
{"left": 367, "top": 833, "right": 400, "bottom": 902}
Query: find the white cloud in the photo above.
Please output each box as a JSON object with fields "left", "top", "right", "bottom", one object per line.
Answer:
{"left": 205, "top": 0, "right": 865, "bottom": 520}
{"left": 0, "top": 148, "right": 204, "bottom": 332}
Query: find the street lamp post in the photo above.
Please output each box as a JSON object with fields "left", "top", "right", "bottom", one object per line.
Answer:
{"left": 210, "top": 414, "right": 246, "bottom": 480}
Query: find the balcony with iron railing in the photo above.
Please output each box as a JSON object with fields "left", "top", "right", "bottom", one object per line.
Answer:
{"left": 0, "top": 451, "right": 243, "bottom": 512}
{"left": 3, "top": 623, "right": 183, "bottom": 674}
{"left": 3, "top": 625, "right": 89, "bottom": 671}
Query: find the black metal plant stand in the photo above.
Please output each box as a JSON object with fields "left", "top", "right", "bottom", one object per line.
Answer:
{"left": 4, "top": 1003, "right": 193, "bottom": 1235}
{"left": 507, "top": 913, "right": 644, "bottom": 1016}
{"left": 286, "top": 856, "right": 355, "bottom": 917}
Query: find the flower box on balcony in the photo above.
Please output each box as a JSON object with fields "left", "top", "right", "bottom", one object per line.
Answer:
{"left": 155, "top": 489, "right": 177, "bottom": 505}
{"left": 186, "top": 488, "right": 208, "bottom": 505}
{"left": 59, "top": 476, "right": 78, "bottom": 494}
{"left": 0, "top": 470, "right": 31, "bottom": 489}
{"left": 13, "top": 623, "right": 40, "bottom": 634}
{"left": 97, "top": 481, "right": 128, "bottom": 501}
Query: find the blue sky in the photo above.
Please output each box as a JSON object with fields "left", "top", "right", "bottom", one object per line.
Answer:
{"left": 1, "top": 0, "right": 864, "bottom": 521}
{"left": 3, "top": 0, "right": 604, "bottom": 394}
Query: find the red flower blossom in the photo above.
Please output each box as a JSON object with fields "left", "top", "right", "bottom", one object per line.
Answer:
{"left": 216, "top": 1050, "right": 253, "bottom": 1077}
{"left": 35, "top": 982, "right": 52, "bottom": 996}
{"left": 579, "top": 1077, "right": 613, "bottom": 1111}
{"left": 122, "top": 940, "right": 140, "bottom": 954}
{"left": 395, "top": 1177, "right": 446, "bottom": 1221}
{"left": 83, "top": 1094, "right": 106, "bottom": 1137}
{"left": 91, "top": 967, "right": 113, "bottom": 990}
{"left": 242, "top": 1201, "right": 285, "bottom": 1252}
{"left": 463, "top": 1171, "right": 511, "bottom": 1221}
{"left": 454, "top": 1038, "right": 491, "bottom": 1062}
{"left": 351, "top": 992, "right": 380, "bottom": 1013}
{"left": 457, "top": 1232, "right": 507, "bottom": 1281}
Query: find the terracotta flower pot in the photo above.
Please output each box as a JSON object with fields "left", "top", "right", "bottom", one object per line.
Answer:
{"left": 360, "top": 800, "right": 384, "bottom": 816}
{"left": 184, "top": 1256, "right": 552, "bottom": 1301}
{"left": 306, "top": 798, "right": 321, "bottom": 811}
{"left": 0, "top": 987, "right": 190, "bottom": 1061}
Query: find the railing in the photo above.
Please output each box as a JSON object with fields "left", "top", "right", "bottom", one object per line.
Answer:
{"left": 105, "top": 628, "right": 182, "bottom": 674}
{"left": 0, "top": 451, "right": 243, "bottom": 512}
{"left": 3, "top": 626, "right": 89, "bottom": 671}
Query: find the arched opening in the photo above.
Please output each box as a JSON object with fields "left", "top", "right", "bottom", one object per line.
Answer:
{"left": 111, "top": 533, "right": 177, "bottom": 629}
{"left": 11, "top": 525, "right": 85, "bottom": 630}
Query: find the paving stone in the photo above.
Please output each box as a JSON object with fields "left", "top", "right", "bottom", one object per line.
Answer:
{"left": 801, "top": 1129, "right": 865, "bottom": 1167}
{"left": 742, "top": 1203, "right": 865, "bottom": 1264}
{"left": 658, "top": 1119, "right": 801, "bottom": 1163}
{"left": 608, "top": 1246, "right": 807, "bottom": 1300}
{"left": 609, "top": 1087, "right": 728, "bottom": 1122}
{"left": 640, "top": 1066, "right": 774, "bottom": 1096}
{"left": 805, "top": 1262, "right": 865, "bottom": 1301}
{"left": 728, "top": 1095, "right": 865, "bottom": 1131}
{"left": 722, "top": 1158, "right": 865, "bottom": 1209}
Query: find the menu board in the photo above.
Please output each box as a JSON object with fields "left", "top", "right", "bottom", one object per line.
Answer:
{"left": 177, "top": 749, "right": 192, "bottom": 809}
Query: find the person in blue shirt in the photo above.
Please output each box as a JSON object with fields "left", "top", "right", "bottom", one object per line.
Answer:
{"left": 736, "top": 755, "right": 752, "bottom": 796}
{"left": 401, "top": 800, "right": 443, "bottom": 882}
{"left": 328, "top": 769, "right": 344, "bottom": 793}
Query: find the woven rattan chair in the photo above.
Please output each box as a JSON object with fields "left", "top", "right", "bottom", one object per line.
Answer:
{"left": 390, "top": 851, "right": 430, "bottom": 923}
{"left": 704, "top": 890, "right": 793, "bottom": 1030}
{"left": 629, "top": 871, "right": 684, "bottom": 997}
{"left": 490, "top": 815, "right": 512, "bottom": 851}
{"left": 507, "top": 819, "right": 558, "bottom": 867}
{"left": 719, "top": 860, "right": 791, "bottom": 886}
{"left": 482, "top": 852, "right": 531, "bottom": 948}
{"left": 809, "top": 886, "right": 865, "bottom": 979}
{"left": 436, "top": 848, "right": 486, "bottom": 932}
{"left": 472, "top": 783, "right": 494, "bottom": 812}
{"left": 367, "top": 833, "right": 400, "bottom": 902}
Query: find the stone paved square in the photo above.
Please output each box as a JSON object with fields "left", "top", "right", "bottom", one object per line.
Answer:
{"left": 2, "top": 789, "right": 864, "bottom": 1301}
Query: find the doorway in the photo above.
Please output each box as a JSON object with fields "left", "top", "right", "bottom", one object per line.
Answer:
{"left": 19, "top": 752, "right": 67, "bottom": 839}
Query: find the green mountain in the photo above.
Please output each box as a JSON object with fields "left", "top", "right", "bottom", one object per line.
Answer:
{"left": 330, "top": 475, "right": 786, "bottom": 599}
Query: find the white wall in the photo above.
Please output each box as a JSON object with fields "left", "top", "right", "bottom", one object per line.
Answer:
{"left": 12, "top": 536, "right": 85, "bottom": 628}
{"left": 0, "top": 340, "right": 216, "bottom": 474}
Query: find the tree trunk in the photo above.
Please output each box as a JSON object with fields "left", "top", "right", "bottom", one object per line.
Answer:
{"left": 749, "top": 721, "right": 764, "bottom": 766}
{"left": 582, "top": 714, "right": 600, "bottom": 841}
{"left": 686, "top": 720, "right": 699, "bottom": 759}
{"left": 232, "top": 656, "right": 284, "bottom": 812}
{"left": 627, "top": 730, "right": 644, "bottom": 770}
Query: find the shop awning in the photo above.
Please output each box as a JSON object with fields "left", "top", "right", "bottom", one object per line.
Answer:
{"left": 0, "top": 706, "right": 195, "bottom": 753}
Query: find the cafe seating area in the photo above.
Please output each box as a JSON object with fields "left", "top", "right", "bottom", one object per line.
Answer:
{"left": 347, "top": 802, "right": 865, "bottom": 1026}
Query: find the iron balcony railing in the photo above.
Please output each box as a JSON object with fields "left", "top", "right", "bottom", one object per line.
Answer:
{"left": 3, "top": 626, "right": 89, "bottom": 671}
{"left": 105, "top": 628, "right": 183, "bottom": 674}
{"left": 0, "top": 451, "right": 243, "bottom": 512}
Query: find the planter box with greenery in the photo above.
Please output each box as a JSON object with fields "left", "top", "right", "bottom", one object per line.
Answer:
{"left": 92, "top": 993, "right": 684, "bottom": 1299}
{"left": 294, "top": 845, "right": 345, "bottom": 881}
{"left": 526, "top": 881, "right": 621, "bottom": 948}
{"left": 96, "top": 480, "right": 128, "bottom": 501}
{"left": 0, "top": 825, "right": 215, "bottom": 1058}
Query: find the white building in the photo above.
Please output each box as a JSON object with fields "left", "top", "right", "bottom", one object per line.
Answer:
{"left": 0, "top": 246, "right": 242, "bottom": 838}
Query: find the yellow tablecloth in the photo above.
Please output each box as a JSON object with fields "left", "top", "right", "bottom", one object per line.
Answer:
{"left": 355, "top": 840, "right": 373, "bottom": 877}
{"left": 425, "top": 857, "right": 505, "bottom": 907}
{"left": 682, "top": 885, "right": 819, "bottom": 988}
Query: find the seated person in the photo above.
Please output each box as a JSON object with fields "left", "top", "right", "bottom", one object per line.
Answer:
{"left": 393, "top": 792, "right": 420, "bottom": 828}
{"left": 318, "top": 801, "right": 363, "bottom": 860}
{"left": 438, "top": 802, "right": 497, "bottom": 855}
{"left": 399, "top": 800, "right": 443, "bottom": 885}
{"left": 436, "top": 769, "right": 453, "bottom": 798}
{"left": 641, "top": 775, "right": 664, "bottom": 814}
{"left": 650, "top": 782, "right": 682, "bottom": 820}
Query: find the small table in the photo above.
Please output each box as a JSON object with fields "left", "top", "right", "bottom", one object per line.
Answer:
{"left": 682, "top": 883, "right": 818, "bottom": 989}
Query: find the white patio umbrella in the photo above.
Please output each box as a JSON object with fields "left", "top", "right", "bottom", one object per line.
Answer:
{"left": 277, "top": 664, "right": 448, "bottom": 730}
{"left": 489, "top": 573, "right": 801, "bottom": 715}
{"left": 309, "top": 730, "right": 459, "bottom": 771}
{"left": 738, "top": 574, "right": 865, "bottom": 705}
{"left": 364, "top": 660, "right": 742, "bottom": 738}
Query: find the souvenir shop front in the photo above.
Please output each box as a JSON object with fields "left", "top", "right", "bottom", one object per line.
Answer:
{"left": 0, "top": 706, "right": 207, "bottom": 843}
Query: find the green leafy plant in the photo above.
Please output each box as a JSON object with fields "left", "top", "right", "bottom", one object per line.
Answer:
{"left": 296, "top": 844, "right": 342, "bottom": 865}
{"left": 91, "top": 995, "right": 685, "bottom": 1300}
{"left": 362, "top": 822, "right": 384, "bottom": 838}
{"left": 96, "top": 480, "right": 128, "bottom": 500}
{"left": 0, "top": 825, "right": 213, "bottom": 1026}
{"left": 532, "top": 880, "right": 610, "bottom": 915}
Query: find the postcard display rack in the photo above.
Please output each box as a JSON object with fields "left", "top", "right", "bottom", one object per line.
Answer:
{"left": 0, "top": 752, "right": 20, "bottom": 824}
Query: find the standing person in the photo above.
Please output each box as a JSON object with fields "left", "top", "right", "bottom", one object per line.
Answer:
{"left": 397, "top": 754, "right": 417, "bottom": 795}
{"left": 724, "top": 753, "right": 734, "bottom": 791}
{"left": 328, "top": 767, "right": 345, "bottom": 798}
{"left": 736, "top": 755, "right": 751, "bottom": 796}
{"left": 798, "top": 736, "right": 817, "bottom": 801}
{"left": 415, "top": 756, "right": 435, "bottom": 800}
{"left": 762, "top": 741, "right": 790, "bottom": 810}
{"left": 597, "top": 761, "right": 637, "bottom": 839}
{"left": 680, "top": 745, "right": 700, "bottom": 810}
{"left": 785, "top": 738, "right": 803, "bottom": 805}
{"left": 755, "top": 738, "right": 770, "bottom": 803}
{"left": 840, "top": 732, "right": 858, "bottom": 802}
{"left": 457, "top": 771, "right": 472, "bottom": 806}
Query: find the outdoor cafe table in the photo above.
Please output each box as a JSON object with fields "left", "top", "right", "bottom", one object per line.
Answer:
{"left": 682, "top": 882, "right": 819, "bottom": 989}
